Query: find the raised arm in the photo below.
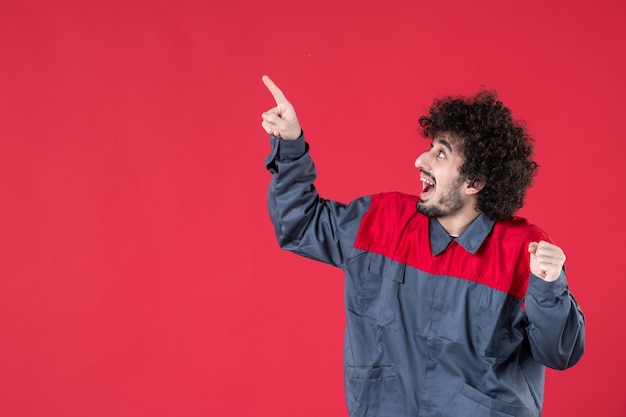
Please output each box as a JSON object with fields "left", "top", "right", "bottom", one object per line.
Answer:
{"left": 524, "top": 241, "right": 585, "bottom": 369}
{"left": 260, "top": 76, "right": 368, "bottom": 268}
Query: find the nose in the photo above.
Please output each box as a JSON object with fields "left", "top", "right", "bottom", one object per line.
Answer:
{"left": 415, "top": 150, "right": 429, "bottom": 170}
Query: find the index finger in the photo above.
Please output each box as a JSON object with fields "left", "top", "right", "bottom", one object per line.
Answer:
{"left": 262, "top": 75, "right": 289, "bottom": 105}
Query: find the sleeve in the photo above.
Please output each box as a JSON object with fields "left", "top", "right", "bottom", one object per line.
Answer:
{"left": 524, "top": 270, "right": 586, "bottom": 370}
{"left": 265, "top": 133, "right": 370, "bottom": 268}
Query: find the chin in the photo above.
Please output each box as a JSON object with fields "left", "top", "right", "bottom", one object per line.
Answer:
{"left": 416, "top": 202, "right": 436, "bottom": 217}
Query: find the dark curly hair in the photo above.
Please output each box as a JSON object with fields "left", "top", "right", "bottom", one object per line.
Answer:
{"left": 418, "top": 90, "right": 538, "bottom": 220}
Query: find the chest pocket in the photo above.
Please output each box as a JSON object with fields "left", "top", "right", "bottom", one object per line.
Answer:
{"left": 357, "top": 255, "right": 405, "bottom": 327}
{"left": 472, "top": 286, "right": 523, "bottom": 359}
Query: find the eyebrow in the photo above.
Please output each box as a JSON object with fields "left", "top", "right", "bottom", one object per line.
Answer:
{"left": 434, "top": 138, "right": 454, "bottom": 153}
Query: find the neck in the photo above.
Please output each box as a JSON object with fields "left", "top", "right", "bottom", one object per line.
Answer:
{"left": 436, "top": 206, "right": 482, "bottom": 237}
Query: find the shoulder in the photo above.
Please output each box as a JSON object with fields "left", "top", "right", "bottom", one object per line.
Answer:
{"left": 355, "top": 192, "right": 426, "bottom": 252}
{"left": 369, "top": 191, "right": 420, "bottom": 213}
{"left": 492, "top": 216, "right": 554, "bottom": 244}
{"left": 364, "top": 192, "right": 425, "bottom": 224}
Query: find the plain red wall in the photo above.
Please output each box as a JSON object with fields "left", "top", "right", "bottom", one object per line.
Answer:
{"left": 1, "top": 0, "right": 624, "bottom": 416}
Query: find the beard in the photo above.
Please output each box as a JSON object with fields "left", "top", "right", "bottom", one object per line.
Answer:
{"left": 416, "top": 176, "right": 466, "bottom": 218}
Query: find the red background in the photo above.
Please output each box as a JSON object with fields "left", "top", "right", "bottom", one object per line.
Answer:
{"left": 1, "top": 0, "right": 624, "bottom": 416}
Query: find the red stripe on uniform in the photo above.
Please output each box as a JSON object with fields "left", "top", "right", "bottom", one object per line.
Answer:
{"left": 353, "top": 192, "right": 550, "bottom": 300}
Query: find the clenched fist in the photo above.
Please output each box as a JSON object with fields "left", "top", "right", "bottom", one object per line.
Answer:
{"left": 528, "top": 241, "right": 566, "bottom": 282}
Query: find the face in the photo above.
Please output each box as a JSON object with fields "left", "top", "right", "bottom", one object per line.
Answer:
{"left": 414, "top": 134, "right": 469, "bottom": 218}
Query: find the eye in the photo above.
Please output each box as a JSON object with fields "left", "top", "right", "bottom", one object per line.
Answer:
{"left": 437, "top": 150, "right": 446, "bottom": 159}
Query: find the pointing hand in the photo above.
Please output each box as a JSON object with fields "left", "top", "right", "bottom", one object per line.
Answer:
{"left": 260, "top": 75, "right": 302, "bottom": 140}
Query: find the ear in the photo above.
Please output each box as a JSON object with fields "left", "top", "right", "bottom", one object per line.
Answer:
{"left": 464, "top": 177, "right": 486, "bottom": 195}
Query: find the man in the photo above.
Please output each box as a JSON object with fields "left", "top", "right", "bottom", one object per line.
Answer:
{"left": 260, "top": 75, "right": 585, "bottom": 417}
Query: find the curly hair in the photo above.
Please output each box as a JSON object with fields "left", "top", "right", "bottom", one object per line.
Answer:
{"left": 418, "top": 90, "right": 538, "bottom": 220}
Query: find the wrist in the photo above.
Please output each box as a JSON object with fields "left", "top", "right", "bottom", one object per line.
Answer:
{"left": 282, "top": 128, "right": 303, "bottom": 141}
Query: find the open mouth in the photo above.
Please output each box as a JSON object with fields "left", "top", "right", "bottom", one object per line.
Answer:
{"left": 420, "top": 173, "right": 436, "bottom": 200}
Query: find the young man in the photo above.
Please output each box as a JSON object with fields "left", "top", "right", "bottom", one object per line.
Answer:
{"left": 260, "top": 75, "right": 585, "bottom": 417}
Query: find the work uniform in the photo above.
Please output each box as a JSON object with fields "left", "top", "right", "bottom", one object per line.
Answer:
{"left": 266, "top": 134, "right": 585, "bottom": 417}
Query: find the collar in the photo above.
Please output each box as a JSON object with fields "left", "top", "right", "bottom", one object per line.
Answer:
{"left": 430, "top": 213, "right": 496, "bottom": 256}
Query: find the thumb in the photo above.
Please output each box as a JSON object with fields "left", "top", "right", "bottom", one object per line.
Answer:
{"left": 528, "top": 242, "right": 538, "bottom": 255}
